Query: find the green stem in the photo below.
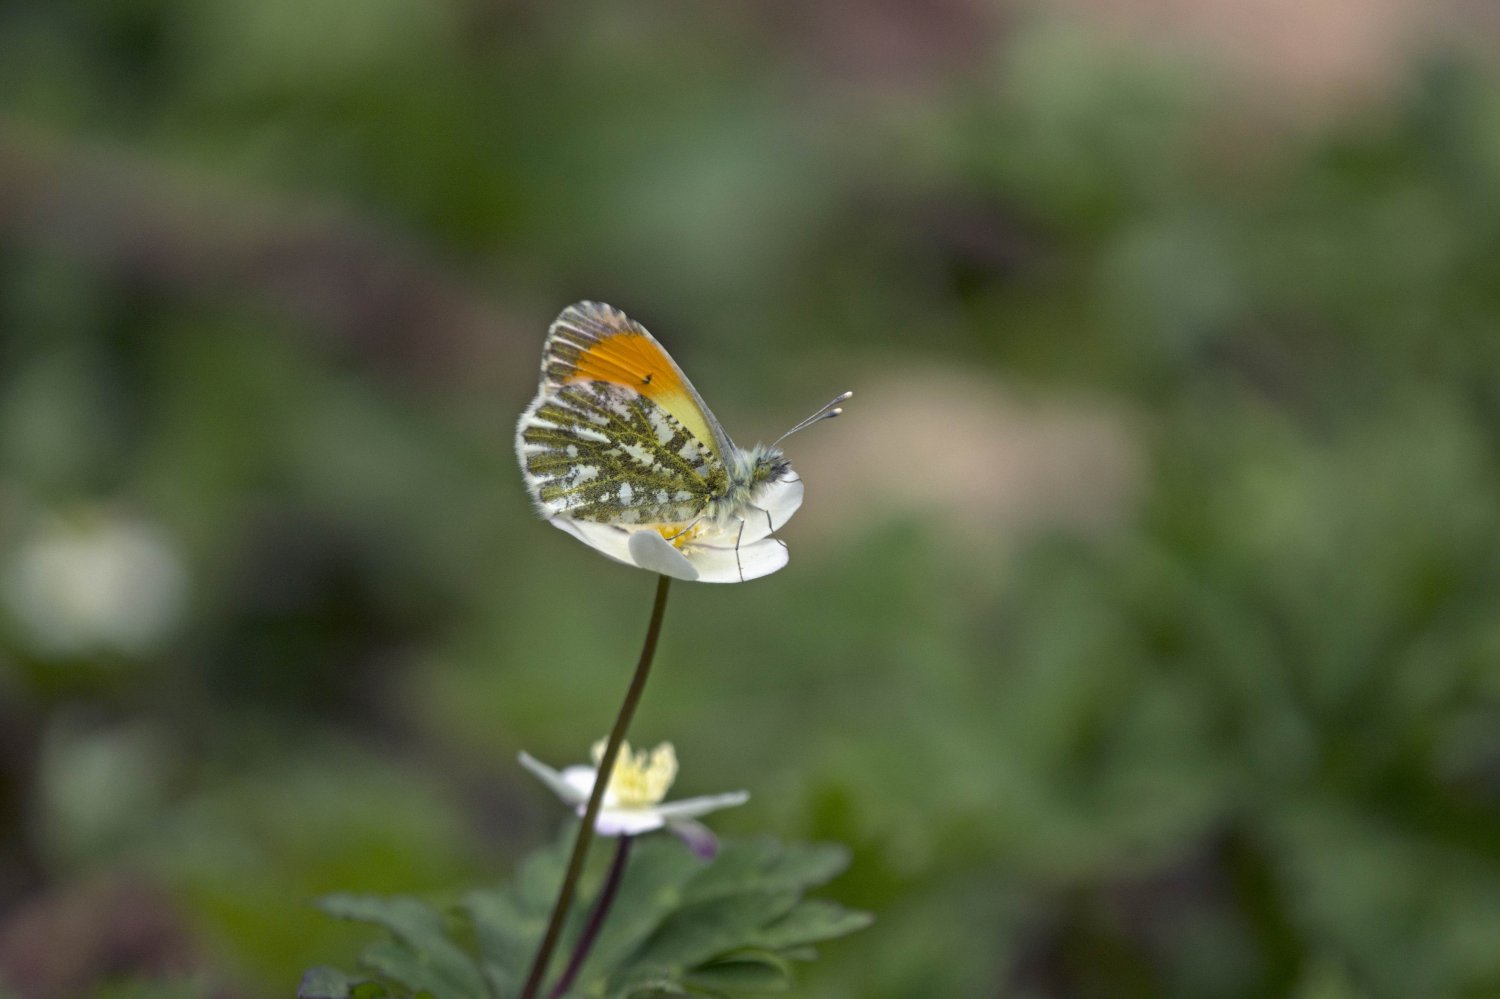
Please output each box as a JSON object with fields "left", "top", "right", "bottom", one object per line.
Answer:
{"left": 519, "top": 573, "right": 673, "bottom": 999}
{"left": 546, "top": 835, "right": 634, "bottom": 999}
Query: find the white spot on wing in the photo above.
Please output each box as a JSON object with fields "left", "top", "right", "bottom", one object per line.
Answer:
{"left": 623, "top": 443, "right": 659, "bottom": 468}
{"left": 650, "top": 412, "right": 675, "bottom": 445}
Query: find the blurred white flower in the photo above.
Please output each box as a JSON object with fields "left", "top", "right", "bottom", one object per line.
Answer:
{"left": 2, "top": 508, "right": 187, "bottom": 658}
{"left": 519, "top": 739, "right": 748, "bottom": 858}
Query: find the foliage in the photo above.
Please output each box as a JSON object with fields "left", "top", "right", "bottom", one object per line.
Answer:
{"left": 300, "top": 830, "right": 871, "bottom": 999}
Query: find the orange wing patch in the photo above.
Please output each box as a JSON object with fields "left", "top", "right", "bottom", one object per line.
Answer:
{"left": 542, "top": 302, "right": 724, "bottom": 459}
{"left": 569, "top": 332, "right": 687, "bottom": 400}
{"left": 567, "top": 332, "right": 718, "bottom": 454}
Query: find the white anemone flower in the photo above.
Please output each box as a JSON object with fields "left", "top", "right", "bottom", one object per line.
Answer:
{"left": 519, "top": 740, "right": 748, "bottom": 858}
{"left": 547, "top": 475, "right": 803, "bottom": 584}
{"left": 2, "top": 508, "right": 186, "bottom": 658}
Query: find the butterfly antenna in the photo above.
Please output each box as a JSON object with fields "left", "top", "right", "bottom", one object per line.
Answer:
{"left": 771, "top": 390, "right": 852, "bottom": 448}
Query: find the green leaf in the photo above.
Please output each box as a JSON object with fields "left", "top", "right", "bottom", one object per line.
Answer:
{"left": 464, "top": 823, "right": 611, "bottom": 990}
{"left": 760, "top": 843, "right": 850, "bottom": 894}
{"left": 748, "top": 900, "right": 874, "bottom": 950}
{"left": 683, "top": 960, "right": 789, "bottom": 993}
{"left": 604, "top": 964, "right": 689, "bottom": 999}
{"left": 581, "top": 836, "right": 704, "bottom": 984}
{"left": 676, "top": 840, "right": 782, "bottom": 906}
{"left": 632, "top": 891, "right": 801, "bottom": 970}
{"left": 515, "top": 825, "right": 570, "bottom": 912}
{"left": 477, "top": 961, "right": 516, "bottom": 999}
{"left": 316, "top": 895, "right": 486, "bottom": 998}
{"left": 683, "top": 950, "right": 791, "bottom": 993}
{"left": 591, "top": 837, "right": 871, "bottom": 995}
{"left": 306, "top": 835, "right": 871, "bottom": 999}
{"left": 462, "top": 887, "right": 535, "bottom": 984}
{"left": 675, "top": 840, "right": 848, "bottom": 908}
{"left": 359, "top": 941, "right": 481, "bottom": 999}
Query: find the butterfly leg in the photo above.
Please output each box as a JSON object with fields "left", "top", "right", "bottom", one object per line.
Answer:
{"left": 661, "top": 518, "right": 703, "bottom": 544}
{"left": 743, "top": 504, "right": 776, "bottom": 540}
{"left": 732, "top": 517, "right": 746, "bottom": 583}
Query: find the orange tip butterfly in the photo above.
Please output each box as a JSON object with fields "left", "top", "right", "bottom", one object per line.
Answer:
{"left": 516, "top": 302, "right": 849, "bottom": 582}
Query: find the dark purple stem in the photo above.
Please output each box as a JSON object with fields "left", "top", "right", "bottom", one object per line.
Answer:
{"left": 546, "top": 835, "right": 634, "bottom": 999}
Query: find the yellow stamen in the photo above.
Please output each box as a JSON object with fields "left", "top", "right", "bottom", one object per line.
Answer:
{"left": 591, "top": 739, "right": 678, "bottom": 808}
{"left": 654, "top": 524, "right": 703, "bottom": 550}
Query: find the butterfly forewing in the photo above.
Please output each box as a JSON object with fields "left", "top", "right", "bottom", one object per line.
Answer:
{"left": 538, "top": 302, "right": 735, "bottom": 460}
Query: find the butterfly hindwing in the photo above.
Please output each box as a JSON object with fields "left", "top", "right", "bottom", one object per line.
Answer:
{"left": 518, "top": 379, "right": 726, "bottom": 525}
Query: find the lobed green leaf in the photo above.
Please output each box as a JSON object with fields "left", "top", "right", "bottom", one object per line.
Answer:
{"left": 632, "top": 891, "right": 801, "bottom": 970}
{"left": 316, "top": 894, "right": 486, "bottom": 998}
{"left": 748, "top": 900, "right": 874, "bottom": 950}
{"left": 308, "top": 836, "right": 871, "bottom": 999}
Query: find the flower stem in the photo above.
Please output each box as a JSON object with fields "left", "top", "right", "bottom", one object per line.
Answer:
{"left": 546, "top": 835, "right": 634, "bottom": 999}
{"left": 519, "top": 573, "right": 673, "bottom": 999}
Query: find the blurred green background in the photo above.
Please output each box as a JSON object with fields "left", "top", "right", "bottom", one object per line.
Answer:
{"left": 4, "top": 1, "right": 1500, "bottom": 996}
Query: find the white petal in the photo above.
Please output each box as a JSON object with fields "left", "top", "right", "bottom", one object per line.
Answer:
{"left": 666, "top": 818, "right": 720, "bottom": 859}
{"left": 518, "top": 753, "right": 589, "bottom": 806}
{"left": 626, "top": 531, "right": 700, "bottom": 581}
{"left": 548, "top": 518, "right": 635, "bottom": 567}
{"left": 592, "top": 807, "right": 666, "bottom": 836}
{"left": 650, "top": 790, "right": 750, "bottom": 821}
{"left": 683, "top": 537, "right": 788, "bottom": 583}
{"left": 722, "top": 474, "right": 804, "bottom": 547}
{"left": 760, "top": 474, "right": 805, "bottom": 534}
{"left": 559, "top": 765, "right": 603, "bottom": 803}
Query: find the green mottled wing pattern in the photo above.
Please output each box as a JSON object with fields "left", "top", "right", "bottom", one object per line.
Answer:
{"left": 516, "top": 379, "right": 728, "bottom": 525}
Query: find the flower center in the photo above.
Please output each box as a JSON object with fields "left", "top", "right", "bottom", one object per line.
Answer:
{"left": 654, "top": 524, "right": 704, "bottom": 550}
{"left": 591, "top": 739, "right": 678, "bottom": 808}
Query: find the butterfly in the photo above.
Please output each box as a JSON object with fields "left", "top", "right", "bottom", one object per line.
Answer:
{"left": 515, "top": 302, "right": 849, "bottom": 582}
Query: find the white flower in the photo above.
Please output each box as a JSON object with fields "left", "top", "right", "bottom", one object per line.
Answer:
{"left": 547, "top": 476, "right": 803, "bottom": 584}
{"left": 2, "top": 508, "right": 187, "bottom": 658}
{"left": 519, "top": 740, "right": 748, "bottom": 858}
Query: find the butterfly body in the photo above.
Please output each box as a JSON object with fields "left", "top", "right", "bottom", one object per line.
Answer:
{"left": 516, "top": 302, "right": 817, "bottom": 582}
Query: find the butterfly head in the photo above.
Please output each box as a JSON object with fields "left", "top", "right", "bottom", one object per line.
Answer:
{"left": 715, "top": 391, "right": 851, "bottom": 520}
{"left": 749, "top": 443, "right": 793, "bottom": 485}
{"left": 716, "top": 443, "right": 793, "bottom": 518}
